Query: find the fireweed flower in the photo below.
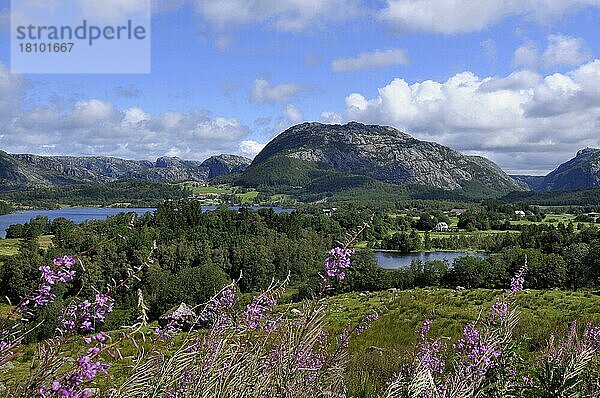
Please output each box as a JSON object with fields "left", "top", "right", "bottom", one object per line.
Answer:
{"left": 456, "top": 322, "right": 500, "bottom": 377}
{"left": 510, "top": 267, "right": 526, "bottom": 294}
{"left": 199, "top": 288, "right": 236, "bottom": 330}
{"left": 489, "top": 298, "right": 509, "bottom": 322}
{"left": 415, "top": 319, "right": 445, "bottom": 374}
{"left": 417, "top": 339, "right": 445, "bottom": 374}
{"left": 419, "top": 319, "right": 433, "bottom": 340}
{"left": 585, "top": 324, "right": 600, "bottom": 348}
{"left": 324, "top": 247, "right": 355, "bottom": 281}
{"left": 155, "top": 319, "right": 181, "bottom": 341}
{"left": 60, "top": 293, "right": 115, "bottom": 333}
{"left": 28, "top": 256, "right": 77, "bottom": 309}
{"left": 241, "top": 292, "right": 277, "bottom": 331}
{"left": 356, "top": 313, "right": 380, "bottom": 335}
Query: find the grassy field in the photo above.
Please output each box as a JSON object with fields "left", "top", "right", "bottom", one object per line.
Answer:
{"left": 511, "top": 213, "right": 598, "bottom": 228}
{"left": 323, "top": 288, "right": 600, "bottom": 395}
{"left": 238, "top": 190, "right": 260, "bottom": 204}
{"left": 4, "top": 287, "right": 600, "bottom": 396}
{"left": 180, "top": 182, "right": 233, "bottom": 195}
{"left": 0, "top": 235, "right": 54, "bottom": 257}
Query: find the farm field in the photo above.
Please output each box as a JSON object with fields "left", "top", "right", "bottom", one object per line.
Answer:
{"left": 0, "top": 235, "right": 53, "bottom": 257}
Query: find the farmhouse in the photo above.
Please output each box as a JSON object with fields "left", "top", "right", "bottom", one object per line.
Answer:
{"left": 450, "top": 208, "right": 467, "bottom": 216}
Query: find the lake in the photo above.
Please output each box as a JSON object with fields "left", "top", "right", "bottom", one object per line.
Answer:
{"left": 375, "top": 251, "right": 487, "bottom": 270}
{"left": 0, "top": 206, "right": 292, "bottom": 238}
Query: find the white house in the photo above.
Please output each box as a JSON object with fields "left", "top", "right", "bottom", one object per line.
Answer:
{"left": 435, "top": 222, "right": 449, "bottom": 232}
{"left": 515, "top": 210, "right": 526, "bottom": 218}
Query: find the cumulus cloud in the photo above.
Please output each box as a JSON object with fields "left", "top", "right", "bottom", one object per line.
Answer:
{"left": 193, "top": 0, "right": 360, "bottom": 32}
{"left": 0, "top": 66, "right": 255, "bottom": 160}
{"left": 283, "top": 104, "right": 304, "bottom": 123}
{"left": 337, "top": 60, "right": 600, "bottom": 174}
{"left": 250, "top": 78, "right": 305, "bottom": 104}
{"left": 542, "top": 34, "right": 591, "bottom": 67}
{"left": 512, "top": 42, "right": 540, "bottom": 69}
{"left": 320, "top": 111, "right": 344, "bottom": 124}
{"left": 379, "top": 0, "right": 600, "bottom": 34}
{"left": 239, "top": 140, "right": 266, "bottom": 157}
{"left": 513, "top": 35, "right": 591, "bottom": 70}
{"left": 331, "top": 49, "right": 409, "bottom": 72}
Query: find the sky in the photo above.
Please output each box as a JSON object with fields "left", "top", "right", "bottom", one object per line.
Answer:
{"left": 1, "top": 0, "right": 600, "bottom": 175}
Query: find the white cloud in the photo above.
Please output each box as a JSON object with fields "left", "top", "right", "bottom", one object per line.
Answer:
{"left": 336, "top": 60, "right": 600, "bottom": 174}
{"left": 0, "top": 64, "right": 24, "bottom": 119}
{"left": 0, "top": 65, "right": 255, "bottom": 160}
{"left": 542, "top": 34, "right": 591, "bottom": 67}
{"left": 479, "top": 70, "right": 542, "bottom": 92}
{"left": 320, "top": 111, "right": 344, "bottom": 124}
{"left": 193, "top": 0, "right": 360, "bottom": 32}
{"left": 283, "top": 104, "right": 304, "bottom": 123}
{"left": 512, "top": 42, "right": 540, "bottom": 69}
{"left": 215, "top": 35, "right": 234, "bottom": 51}
{"left": 239, "top": 140, "right": 266, "bottom": 158}
{"left": 379, "top": 0, "right": 600, "bottom": 34}
{"left": 250, "top": 78, "right": 305, "bottom": 104}
{"left": 480, "top": 39, "right": 497, "bottom": 62}
{"left": 331, "top": 49, "right": 409, "bottom": 72}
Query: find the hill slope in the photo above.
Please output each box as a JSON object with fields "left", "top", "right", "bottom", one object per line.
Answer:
{"left": 0, "top": 151, "right": 251, "bottom": 191}
{"left": 243, "top": 122, "right": 523, "bottom": 196}
{"left": 513, "top": 148, "right": 600, "bottom": 191}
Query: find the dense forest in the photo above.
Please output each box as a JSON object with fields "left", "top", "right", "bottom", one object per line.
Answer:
{"left": 0, "top": 200, "right": 12, "bottom": 215}
{"left": 0, "top": 181, "right": 192, "bottom": 209}
{"left": 501, "top": 186, "right": 600, "bottom": 205}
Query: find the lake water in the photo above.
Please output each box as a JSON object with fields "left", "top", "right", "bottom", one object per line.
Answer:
{"left": 375, "top": 251, "right": 487, "bottom": 270}
{"left": 0, "top": 206, "right": 292, "bottom": 238}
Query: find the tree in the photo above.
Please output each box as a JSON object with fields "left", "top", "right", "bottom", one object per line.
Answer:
{"left": 415, "top": 214, "right": 435, "bottom": 231}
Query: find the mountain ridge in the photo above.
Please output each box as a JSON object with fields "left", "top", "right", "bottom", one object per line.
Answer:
{"left": 0, "top": 151, "right": 251, "bottom": 192}
{"left": 244, "top": 122, "right": 524, "bottom": 196}
{"left": 512, "top": 147, "right": 600, "bottom": 191}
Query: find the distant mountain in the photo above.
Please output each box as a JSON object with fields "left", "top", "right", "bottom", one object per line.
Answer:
{"left": 240, "top": 122, "right": 524, "bottom": 197}
{"left": 512, "top": 148, "right": 600, "bottom": 191}
{"left": 510, "top": 175, "right": 546, "bottom": 191}
{"left": 0, "top": 151, "right": 251, "bottom": 191}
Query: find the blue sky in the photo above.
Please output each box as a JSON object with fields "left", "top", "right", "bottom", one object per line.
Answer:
{"left": 1, "top": 0, "right": 600, "bottom": 174}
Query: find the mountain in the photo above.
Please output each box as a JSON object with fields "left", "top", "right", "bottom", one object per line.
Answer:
{"left": 510, "top": 175, "right": 546, "bottom": 191}
{"left": 0, "top": 151, "right": 251, "bottom": 191}
{"left": 201, "top": 154, "right": 252, "bottom": 179}
{"left": 240, "top": 122, "right": 524, "bottom": 197}
{"left": 512, "top": 148, "right": 600, "bottom": 191}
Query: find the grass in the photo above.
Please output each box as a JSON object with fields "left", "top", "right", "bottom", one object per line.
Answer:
{"left": 0, "top": 238, "right": 20, "bottom": 256}
{"left": 238, "top": 190, "right": 260, "bottom": 204}
{"left": 5, "top": 287, "right": 600, "bottom": 396}
{"left": 0, "top": 235, "right": 54, "bottom": 257}
{"left": 511, "top": 213, "right": 597, "bottom": 228}
{"left": 320, "top": 288, "right": 600, "bottom": 395}
{"left": 180, "top": 182, "right": 233, "bottom": 195}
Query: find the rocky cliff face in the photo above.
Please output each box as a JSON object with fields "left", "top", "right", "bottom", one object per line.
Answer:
{"left": 201, "top": 154, "right": 252, "bottom": 179}
{"left": 249, "top": 122, "right": 523, "bottom": 193}
{"left": 542, "top": 148, "right": 600, "bottom": 191}
{"left": 0, "top": 151, "right": 251, "bottom": 191}
{"left": 513, "top": 148, "right": 600, "bottom": 191}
